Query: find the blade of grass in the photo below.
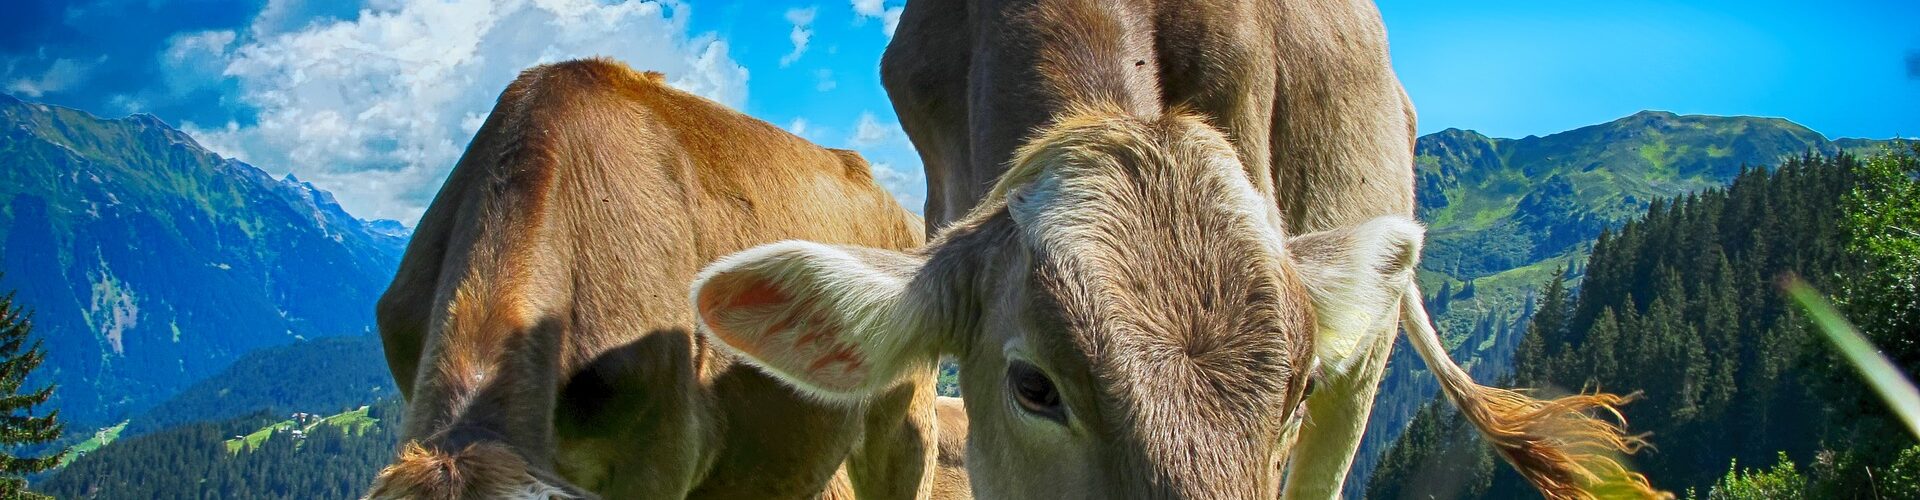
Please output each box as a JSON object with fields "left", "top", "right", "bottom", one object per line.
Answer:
{"left": 1782, "top": 276, "right": 1920, "bottom": 439}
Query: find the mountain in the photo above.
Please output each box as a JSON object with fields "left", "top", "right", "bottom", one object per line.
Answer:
{"left": 0, "top": 93, "right": 405, "bottom": 429}
{"left": 1366, "top": 150, "right": 1920, "bottom": 497}
{"left": 1343, "top": 111, "right": 1908, "bottom": 494}
{"left": 41, "top": 398, "right": 404, "bottom": 500}
{"left": 1416, "top": 111, "right": 1885, "bottom": 278}
{"left": 124, "top": 335, "right": 395, "bottom": 436}
{"left": 33, "top": 335, "right": 398, "bottom": 496}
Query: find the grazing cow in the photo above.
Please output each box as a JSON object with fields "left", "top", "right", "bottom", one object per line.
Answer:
{"left": 931, "top": 397, "right": 973, "bottom": 500}
{"left": 690, "top": 1, "right": 1659, "bottom": 499}
{"left": 368, "top": 58, "right": 942, "bottom": 499}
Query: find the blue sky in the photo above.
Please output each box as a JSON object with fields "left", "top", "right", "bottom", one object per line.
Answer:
{"left": 4, "top": 0, "right": 1916, "bottom": 222}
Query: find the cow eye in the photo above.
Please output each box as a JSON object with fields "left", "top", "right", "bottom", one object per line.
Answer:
{"left": 1007, "top": 361, "right": 1065, "bottom": 422}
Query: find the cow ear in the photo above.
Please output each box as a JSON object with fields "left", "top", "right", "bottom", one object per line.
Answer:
{"left": 691, "top": 241, "right": 938, "bottom": 401}
{"left": 1288, "top": 215, "right": 1424, "bottom": 373}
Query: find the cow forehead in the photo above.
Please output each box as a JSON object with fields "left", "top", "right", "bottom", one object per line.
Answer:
{"left": 1002, "top": 113, "right": 1316, "bottom": 422}
{"left": 1031, "top": 243, "right": 1310, "bottom": 423}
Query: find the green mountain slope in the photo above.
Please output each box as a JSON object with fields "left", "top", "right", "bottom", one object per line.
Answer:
{"left": 1418, "top": 111, "right": 1858, "bottom": 277}
{"left": 34, "top": 335, "right": 398, "bottom": 496}
{"left": 124, "top": 335, "right": 395, "bottom": 436}
{"left": 0, "top": 93, "right": 406, "bottom": 430}
{"left": 40, "top": 398, "right": 404, "bottom": 499}
{"left": 1345, "top": 111, "right": 1908, "bottom": 494}
{"left": 1367, "top": 150, "right": 1920, "bottom": 498}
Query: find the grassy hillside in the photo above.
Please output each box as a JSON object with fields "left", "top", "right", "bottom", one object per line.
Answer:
{"left": 1345, "top": 111, "right": 1908, "bottom": 494}
{"left": 1368, "top": 149, "right": 1920, "bottom": 498}
{"left": 39, "top": 398, "right": 404, "bottom": 499}
{"left": 225, "top": 405, "right": 380, "bottom": 454}
{"left": 125, "top": 335, "right": 395, "bottom": 436}
{"left": 32, "top": 335, "right": 399, "bottom": 497}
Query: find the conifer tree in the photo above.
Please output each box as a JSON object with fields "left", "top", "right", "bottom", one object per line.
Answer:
{"left": 1584, "top": 308, "right": 1622, "bottom": 390}
{"left": 0, "top": 285, "right": 65, "bottom": 499}
{"left": 1513, "top": 267, "right": 1570, "bottom": 386}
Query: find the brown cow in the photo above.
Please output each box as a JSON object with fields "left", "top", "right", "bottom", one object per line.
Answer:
{"left": 368, "top": 58, "right": 942, "bottom": 499}
{"left": 690, "top": 1, "right": 1659, "bottom": 499}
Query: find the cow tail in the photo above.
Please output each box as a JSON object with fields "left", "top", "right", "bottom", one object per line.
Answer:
{"left": 1399, "top": 283, "right": 1668, "bottom": 500}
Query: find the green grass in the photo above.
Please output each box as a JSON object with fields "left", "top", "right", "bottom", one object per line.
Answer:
{"left": 224, "top": 406, "right": 379, "bottom": 454}
{"left": 1423, "top": 252, "right": 1580, "bottom": 350}
{"left": 1639, "top": 140, "right": 1679, "bottom": 181}
{"left": 62, "top": 420, "right": 128, "bottom": 467}
{"left": 225, "top": 419, "right": 295, "bottom": 453}
{"left": 1706, "top": 144, "right": 1732, "bottom": 158}
{"left": 1476, "top": 254, "right": 1576, "bottom": 290}
{"left": 319, "top": 406, "right": 377, "bottom": 436}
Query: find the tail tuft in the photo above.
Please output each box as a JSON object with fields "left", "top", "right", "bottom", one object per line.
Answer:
{"left": 1401, "top": 285, "right": 1668, "bottom": 499}
{"left": 1459, "top": 387, "right": 1666, "bottom": 499}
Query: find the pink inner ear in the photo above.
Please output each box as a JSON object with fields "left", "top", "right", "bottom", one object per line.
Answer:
{"left": 699, "top": 280, "right": 789, "bottom": 359}
{"left": 702, "top": 280, "right": 788, "bottom": 315}
{"left": 698, "top": 277, "right": 871, "bottom": 392}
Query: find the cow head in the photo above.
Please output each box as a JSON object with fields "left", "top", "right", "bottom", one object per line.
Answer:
{"left": 691, "top": 107, "right": 1421, "bottom": 498}
{"left": 366, "top": 441, "right": 585, "bottom": 500}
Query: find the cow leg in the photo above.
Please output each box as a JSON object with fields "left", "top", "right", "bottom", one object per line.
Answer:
{"left": 847, "top": 368, "right": 940, "bottom": 499}
{"left": 1280, "top": 312, "right": 1398, "bottom": 500}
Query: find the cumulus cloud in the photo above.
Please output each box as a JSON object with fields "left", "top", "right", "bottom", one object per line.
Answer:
{"left": 160, "top": 30, "right": 237, "bottom": 97}
{"left": 833, "top": 109, "right": 922, "bottom": 210}
{"left": 850, "top": 0, "right": 903, "bottom": 38}
{"left": 5, "top": 57, "right": 100, "bottom": 97}
{"left": 868, "top": 160, "right": 924, "bottom": 211}
{"left": 780, "top": 7, "right": 817, "bottom": 67}
{"left": 882, "top": 7, "right": 903, "bottom": 37}
{"left": 849, "top": 111, "right": 898, "bottom": 147}
{"left": 163, "top": 31, "right": 237, "bottom": 67}
{"left": 182, "top": 0, "right": 749, "bottom": 222}
{"left": 250, "top": 0, "right": 368, "bottom": 37}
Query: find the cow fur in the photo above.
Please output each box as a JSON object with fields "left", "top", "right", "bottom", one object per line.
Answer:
{"left": 695, "top": 0, "right": 1666, "bottom": 496}
{"left": 369, "top": 58, "right": 942, "bottom": 499}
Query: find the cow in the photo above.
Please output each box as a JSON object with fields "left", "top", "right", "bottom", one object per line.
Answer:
{"left": 687, "top": 1, "right": 1660, "bottom": 499}
{"left": 368, "top": 58, "right": 944, "bottom": 499}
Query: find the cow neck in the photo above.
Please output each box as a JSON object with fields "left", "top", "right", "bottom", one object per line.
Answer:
{"left": 1022, "top": 0, "right": 1163, "bottom": 120}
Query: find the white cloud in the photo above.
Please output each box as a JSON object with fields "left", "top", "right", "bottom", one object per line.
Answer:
{"left": 780, "top": 6, "right": 817, "bottom": 67}
{"left": 849, "top": 111, "right": 897, "bottom": 147}
{"left": 6, "top": 57, "right": 99, "bottom": 98}
{"left": 251, "top": 0, "right": 365, "bottom": 37}
{"left": 180, "top": 0, "right": 749, "bottom": 222}
{"left": 882, "top": 7, "right": 903, "bottom": 37}
{"left": 834, "top": 110, "right": 922, "bottom": 210}
{"left": 164, "top": 30, "right": 238, "bottom": 62}
{"left": 850, "top": 1, "right": 902, "bottom": 38}
{"left": 815, "top": 68, "right": 837, "bottom": 91}
{"left": 787, "top": 117, "right": 811, "bottom": 137}
{"left": 160, "top": 30, "right": 237, "bottom": 96}
{"left": 868, "top": 160, "right": 924, "bottom": 211}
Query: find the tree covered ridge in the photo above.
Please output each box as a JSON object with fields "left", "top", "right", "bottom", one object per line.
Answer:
{"left": 1368, "top": 146, "right": 1920, "bottom": 499}
{"left": 37, "top": 398, "right": 403, "bottom": 499}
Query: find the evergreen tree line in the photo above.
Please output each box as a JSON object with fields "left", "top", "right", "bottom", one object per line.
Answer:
{"left": 0, "top": 285, "right": 65, "bottom": 499}
{"left": 1368, "top": 148, "right": 1920, "bottom": 498}
{"left": 126, "top": 335, "right": 396, "bottom": 436}
{"left": 37, "top": 398, "right": 403, "bottom": 499}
